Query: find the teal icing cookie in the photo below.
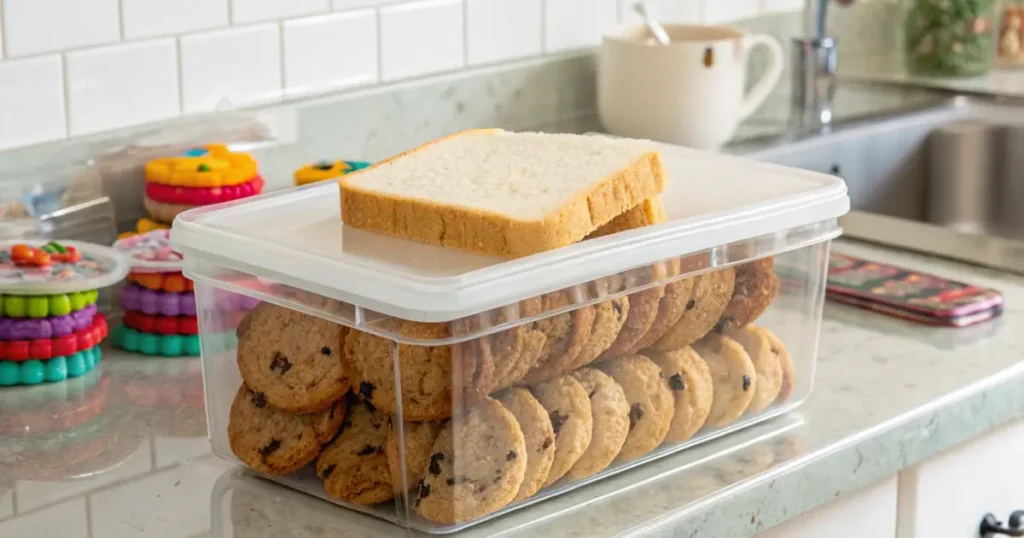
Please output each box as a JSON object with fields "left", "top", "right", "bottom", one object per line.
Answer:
{"left": 0, "top": 345, "right": 102, "bottom": 386}
{"left": 113, "top": 326, "right": 200, "bottom": 357}
{"left": 1, "top": 290, "right": 99, "bottom": 318}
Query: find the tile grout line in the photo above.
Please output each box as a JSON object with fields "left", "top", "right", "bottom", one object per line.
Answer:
{"left": 117, "top": 0, "right": 126, "bottom": 40}
{"left": 375, "top": 6, "right": 383, "bottom": 83}
{"left": 461, "top": 0, "right": 468, "bottom": 67}
{"left": 59, "top": 52, "right": 71, "bottom": 138}
{"left": 278, "top": 20, "right": 286, "bottom": 97}
{"left": 175, "top": 36, "right": 185, "bottom": 115}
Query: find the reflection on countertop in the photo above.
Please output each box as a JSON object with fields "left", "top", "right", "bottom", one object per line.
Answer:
{"left": 0, "top": 240, "right": 1022, "bottom": 538}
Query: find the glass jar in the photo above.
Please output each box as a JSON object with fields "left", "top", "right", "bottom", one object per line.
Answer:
{"left": 902, "top": 0, "right": 1001, "bottom": 77}
{"left": 996, "top": 1, "right": 1024, "bottom": 66}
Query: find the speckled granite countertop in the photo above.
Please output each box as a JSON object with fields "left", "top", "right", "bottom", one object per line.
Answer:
{"left": 1, "top": 239, "right": 1021, "bottom": 538}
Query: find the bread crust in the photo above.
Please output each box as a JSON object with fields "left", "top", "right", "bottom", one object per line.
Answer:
{"left": 339, "top": 130, "right": 667, "bottom": 258}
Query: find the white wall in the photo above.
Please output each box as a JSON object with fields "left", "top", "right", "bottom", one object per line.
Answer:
{"left": 0, "top": 0, "right": 802, "bottom": 150}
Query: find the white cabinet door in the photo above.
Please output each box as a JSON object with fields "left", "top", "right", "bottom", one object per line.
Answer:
{"left": 898, "top": 420, "right": 1024, "bottom": 538}
{"left": 759, "top": 476, "right": 898, "bottom": 538}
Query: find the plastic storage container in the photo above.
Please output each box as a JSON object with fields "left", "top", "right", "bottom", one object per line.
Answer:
{"left": 172, "top": 141, "right": 849, "bottom": 533}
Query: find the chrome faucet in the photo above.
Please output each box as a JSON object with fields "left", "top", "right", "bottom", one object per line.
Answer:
{"left": 791, "top": 0, "right": 854, "bottom": 128}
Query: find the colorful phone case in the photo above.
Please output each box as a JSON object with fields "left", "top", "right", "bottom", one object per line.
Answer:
{"left": 826, "top": 252, "right": 1004, "bottom": 326}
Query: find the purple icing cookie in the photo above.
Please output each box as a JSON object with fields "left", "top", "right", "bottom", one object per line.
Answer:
{"left": 0, "top": 304, "right": 97, "bottom": 340}
{"left": 212, "top": 289, "right": 260, "bottom": 311}
{"left": 120, "top": 283, "right": 196, "bottom": 317}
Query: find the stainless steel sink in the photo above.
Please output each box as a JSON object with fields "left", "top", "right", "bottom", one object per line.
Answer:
{"left": 740, "top": 97, "right": 1024, "bottom": 273}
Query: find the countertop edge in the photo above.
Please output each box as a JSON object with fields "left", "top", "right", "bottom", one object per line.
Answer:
{"left": 627, "top": 363, "right": 1024, "bottom": 538}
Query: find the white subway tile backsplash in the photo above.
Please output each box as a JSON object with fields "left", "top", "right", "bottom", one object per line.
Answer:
{"left": 380, "top": 0, "right": 463, "bottom": 81}
{"left": 283, "top": 11, "right": 378, "bottom": 96}
{"left": 0, "top": 56, "right": 66, "bottom": 149}
{"left": 703, "top": 0, "right": 761, "bottom": 23}
{"left": 332, "top": 0, "right": 389, "bottom": 8}
{"left": 122, "top": 0, "right": 229, "bottom": 39}
{"left": 618, "top": 0, "right": 701, "bottom": 25}
{"left": 762, "top": 0, "right": 804, "bottom": 13}
{"left": 467, "top": 0, "right": 542, "bottom": 65}
{"left": 232, "top": 0, "right": 330, "bottom": 24}
{"left": 180, "top": 25, "right": 282, "bottom": 113}
{"left": 66, "top": 39, "right": 179, "bottom": 136}
{"left": 545, "top": 0, "right": 618, "bottom": 53}
{"left": 0, "top": 10, "right": 5, "bottom": 59}
{"left": 3, "top": 0, "right": 120, "bottom": 57}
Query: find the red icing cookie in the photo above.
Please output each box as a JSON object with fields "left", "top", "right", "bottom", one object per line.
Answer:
{"left": 0, "top": 314, "right": 108, "bottom": 361}
{"left": 122, "top": 311, "right": 198, "bottom": 335}
{"left": 145, "top": 175, "right": 264, "bottom": 205}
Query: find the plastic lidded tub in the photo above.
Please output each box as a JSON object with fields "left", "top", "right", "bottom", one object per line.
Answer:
{"left": 171, "top": 141, "right": 849, "bottom": 533}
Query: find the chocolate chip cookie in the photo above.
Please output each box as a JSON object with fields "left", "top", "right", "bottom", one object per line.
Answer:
{"left": 645, "top": 347, "right": 713, "bottom": 443}
{"left": 344, "top": 321, "right": 452, "bottom": 421}
{"left": 386, "top": 420, "right": 442, "bottom": 493}
{"left": 520, "top": 306, "right": 595, "bottom": 385}
{"left": 717, "top": 258, "right": 779, "bottom": 332}
{"left": 497, "top": 387, "right": 555, "bottom": 501}
{"left": 598, "top": 286, "right": 665, "bottom": 361}
{"left": 563, "top": 298, "right": 630, "bottom": 373}
{"left": 414, "top": 396, "right": 527, "bottom": 524}
{"left": 531, "top": 375, "right": 593, "bottom": 486}
{"left": 629, "top": 276, "right": 696, "bottom": 353}
{"left": 761, "top": 327, "right": 795, "bottom": 403}
{"left": 692, "top": 334, "right": 756, "bottom": 428}
{"left": 317, "top": 400, "right": 394, "bottom": 505}
{"left": 650, "top": 268, "right": 736, "bottom": 352}
{"left": 599, "top": 355, "right": 674, "bottom": 461}
{"left": 228, "top": 385, "right": 346, "bottom": 475}
{"left": 565, "top": 368, "right": 629, "bottom": 480}
{"left": 236, "top": 303, "right": 350, "bottom": 414}
{"left": 452, "top": 297, "right": 544, "bottom": 396}
{"left": 726, "top": 325, "right": 783, "bottom": 413}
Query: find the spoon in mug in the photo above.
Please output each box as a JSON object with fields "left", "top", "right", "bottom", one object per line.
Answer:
{"left": 633, "top": 1, "right": 671, "bottom": 45}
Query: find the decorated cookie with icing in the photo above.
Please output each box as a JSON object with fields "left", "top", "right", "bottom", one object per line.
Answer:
{"left": 128, "top": 272, "right": 194, "bottom": 293}
{"left": 120, "top": 284, "right": 195, "bottom": 316}
{"left": 145, "top": 144, "right": 258, "bottom": 188}
{"left": 117, "top": 218, "right": 169, "bottom": 240}
{"left": 0, "top": 241, "right": 129, "bottom": 295}
{"left": 112, "top": 326, "right": 200, "bottom": 357}
{"left": 145, "top": 175, "right": 264, "bottom": 205}
{"left": 113, "top": 230, "right": 183, "bottom": 273}
{"left": 121, "top": 311, "right": 198, "bottom": 335}
{"left": 0, "top": 345, "right": 103, "bottom": 386}
{"left": 0, "top": 304, "right": 98, "bottom": 340}
{"left": 0, "top": 313, "right": 107, "bottom": 361}
{"left": 294, "top": 160, "right": 371, "bottom": 186}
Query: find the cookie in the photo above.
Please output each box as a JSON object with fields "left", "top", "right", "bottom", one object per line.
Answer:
{"left": 562, "top": 298, "right": 630, "bottom": 373}
{"left": 228, "top": 385, "right": 346, "bottom": 475}
{"left": 692, "top": 334, "right": 756, "bottom": 428}
{"left": 530, "top": 376, "right": 593, "bottom": 486}
{"left": 629, "top": 276, "right": 695, "bottom": 353}
{"left": 565, "top": 368, "right": 629, "bottom": 480}
{"left": 453, "top": 297, "right": 545, "bottom": 396}
{"left": 761, "top": 328, "right": 796, "bottom": 403}
{"left": 497, "top": 387, "right": 555, "bottom": 501}
{"left": 645, "top": 347, "right": 714, "bottom": 443}
{"left": 598, "top": 286, "right": 665, "bottom": 361}
{"left": 598, "top": 355, "right": 674, "bottom": 461}
{"left": 726, "top": 325, "right": 783, "bottom": 413}
{"left": 519, "top": 305, "right": 595, "bottom": 385}
{"left": 717, "top": 258, "right": 779, "bottom": 332}
{"left": 146, "top": 144, "right": 258, "bottom": 187}
{"left": 146, "top": 175, "right": 263, "bottom": 205}
{"left": 650, "top": 269, "right": 736, "bottom": 352}
{"left": 144, "top": 194, "right": 197, "bottom": 224}
{"left": 236, "top": 303, "right": 350, "bottom": 414}
{"left": 317, "top": 400, "right": 394, "bottom": 505}
{"left": 386, "top": 420, "right": 442, "bottom": 493}
{"left": 414, "top": 396, "right": 526, "bottom": 524}
{"left": 344, "top": 321, "right": 452, "bottom": 421}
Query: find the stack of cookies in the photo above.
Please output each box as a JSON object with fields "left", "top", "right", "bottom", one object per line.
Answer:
{"left": 223, "top": 205, "right": 795, "bottom": 526}
{"left": 142, "top": 144, "right": 264, "bottom": 227}
{"left": 0, "top": 241, "right": 125, "bottom": 386}
{"left": 112, "top": 230, "right": 199, "bottom": 357}
{"left": 293, "top": 159, "right": 371, "bottom": 187}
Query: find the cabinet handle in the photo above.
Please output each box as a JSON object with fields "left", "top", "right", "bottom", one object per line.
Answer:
{"left": 980, "top": 511, "right": 1024, "bottom": 537}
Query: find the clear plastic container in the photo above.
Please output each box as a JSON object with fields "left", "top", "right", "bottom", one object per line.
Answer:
{"left": 172, "top": 142, "right": 849, "bottom": 533}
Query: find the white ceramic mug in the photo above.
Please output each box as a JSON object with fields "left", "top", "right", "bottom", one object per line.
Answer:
{"left": 598, "top": 25, "right": 784, "bottom": 150}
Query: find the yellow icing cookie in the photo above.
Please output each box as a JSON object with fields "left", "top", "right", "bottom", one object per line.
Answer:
{"left": 118, "top": 217, "right": 171, "bottom": 239}
{"left": 294, "top": 160, "right": 371, "bottom": 186}
{"left": 145, "top": 144, "right": 258, "bottom": 187}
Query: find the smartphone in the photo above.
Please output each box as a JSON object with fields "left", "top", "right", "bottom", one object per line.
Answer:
{"left": 826, "top": 252, "right": 1004, "bottom": 327}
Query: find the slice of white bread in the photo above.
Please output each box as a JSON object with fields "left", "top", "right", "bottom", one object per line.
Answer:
{"left": 339, "top": 129, "right": 667, "bottom": 258}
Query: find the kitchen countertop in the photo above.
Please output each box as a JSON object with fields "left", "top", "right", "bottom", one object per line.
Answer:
{"left": 1, "top": 239, "right": 1022, "bottom": 538}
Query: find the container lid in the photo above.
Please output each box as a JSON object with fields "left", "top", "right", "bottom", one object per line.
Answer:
{"left": 0, "top": 240, "right": 130, "bottom": 295}
{"left": 172, "top": 142, "right": 849, "bottom": 322}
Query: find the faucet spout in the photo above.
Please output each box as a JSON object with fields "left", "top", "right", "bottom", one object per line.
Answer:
{"left": 792, "top": 0, "right": 853, "bottom": 129}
